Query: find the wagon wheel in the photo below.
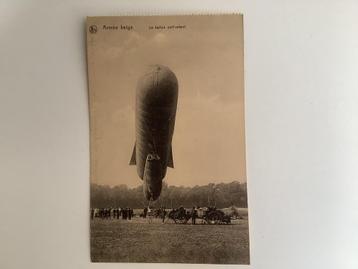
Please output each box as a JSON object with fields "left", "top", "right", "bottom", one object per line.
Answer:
{"left": 175, "top": 215, "right": 188, "bottom": 224}
{"left": 167, "top": 211, "right": 177, "bottom": 223}
{"left": 223, "top": 216, "right": 231, "bottom": 224}
{"left": 207, "top": 211, "right": 221, "bottom": 225}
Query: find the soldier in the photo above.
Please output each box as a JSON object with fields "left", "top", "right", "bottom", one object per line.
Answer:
{"left": 191, "top": 206, "right": 197, "bottom": 225}
{"left": 161, "top": 206, "right": 166, "bottom": 223}
{"left": 179, "top": 205, "right": 185, "bottom": 214}
{"left": 106, "top": 208, "right": 110, "bottom": 219}
{"left": 147, "top": 206, "right": 153, "bottom": 223}
{"left": 128, "top": 207, "right": 132, "bottom": 220}
{"left": 122, "top": 208, "right": 127, "bottom": 220}
{"left": 90, "top": 208, "right": 94, "bottom": 220}
{"left": 143, "top": 207, "right": 148, "bottom": 218}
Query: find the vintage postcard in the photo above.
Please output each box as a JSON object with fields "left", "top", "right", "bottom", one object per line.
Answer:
{"left": 87, "top": 14, "right": 249, "bottom": 264}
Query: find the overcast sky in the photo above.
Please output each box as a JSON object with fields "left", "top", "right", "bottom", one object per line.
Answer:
{"left": 88, "top": 15, "right": 245, "bottom": 187}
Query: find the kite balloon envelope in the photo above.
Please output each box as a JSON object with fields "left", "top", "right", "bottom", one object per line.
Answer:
{"left": 130, "top": 64, "right": 178, "bottom": 201}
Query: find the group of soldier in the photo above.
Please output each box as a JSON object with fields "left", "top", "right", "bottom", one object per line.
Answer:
{"left": 91, "top": 205, "right": 215, "bottom": 225}
{"left": 142, "top": 206, "right": 167, "bottom": 223}
{"left": 176, "top": 206, "right": 200, "bottom": 224}
{"left": 143, "top": 205, "right": 203, "bottom": 224}
{"left": 90, "top": 207, "right": 134, "bottom": 220}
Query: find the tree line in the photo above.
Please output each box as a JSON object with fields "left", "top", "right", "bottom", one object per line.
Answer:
{"left": 91, "top": 181, "right": 248, "bottom": 209}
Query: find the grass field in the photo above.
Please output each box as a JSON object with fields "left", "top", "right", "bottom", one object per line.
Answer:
{"left": 91, "top": 215, "right": 250, "bottom": 264}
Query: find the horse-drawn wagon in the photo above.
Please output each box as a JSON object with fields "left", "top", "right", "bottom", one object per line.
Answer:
{"left": 168, "top": 207, "right": 231, "bottom": 224}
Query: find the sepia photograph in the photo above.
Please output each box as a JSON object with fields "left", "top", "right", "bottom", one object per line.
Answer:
{"left": 87, "top": 14, "right": 249, "bottom": 264}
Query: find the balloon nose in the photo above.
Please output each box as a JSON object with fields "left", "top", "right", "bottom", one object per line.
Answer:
{"left": 143, "top": 179, "right": 162, "bottom": 201}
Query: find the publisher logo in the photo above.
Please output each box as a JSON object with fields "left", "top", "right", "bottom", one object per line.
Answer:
{"left": 89, "top": 25, "right": 97, "bottom": 34}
